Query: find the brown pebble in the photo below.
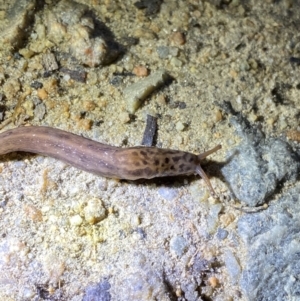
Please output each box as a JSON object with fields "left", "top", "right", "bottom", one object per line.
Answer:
{"left": 156, "top": 94, "right": 167, "bottom": 106}
{"left": 175, "top": 287, "right": 182, "bottom": 297}
{"left": 37, "top": 88, "right": 48, "bottom": 100}
{"left": 23, "top": 204, "right": 43, "bottom": 222}
{"left": 229, "top": 69, "right": 238, "bottom": 78}
{"left": 133, "top": 65, "right": 149, "bottom": 77}
{"left": 83, "top": 100, "right": 96, "bottom": 111}
{"left": 170, "top": 31, "right": 186, "bottom": 45}
{"left": 108, "top": 207, "right": 114, "bottom": 214}
{"left": 76, "top": 118, "right": 93, "bottom": 130}
{"left": 286, "top": 130, "right": 300, "bottom": 142}
{"left": 220, "top": 212, "right": 235, "bottom": 227}
{"left": 119, "top": 111, "right": 130, "bottom": 124}
{"left": 43, "top": 78, "right": 58, "bottom": 94}
{"left": 208, "top": 276, "right": 219, "bottom": 288}
{"left": 214, "top": 109, "right": 223, "bottom": 122}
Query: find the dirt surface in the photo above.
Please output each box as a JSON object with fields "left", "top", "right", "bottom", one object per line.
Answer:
{"left": 0, "top": 0, "right": 299, "bottom": 300}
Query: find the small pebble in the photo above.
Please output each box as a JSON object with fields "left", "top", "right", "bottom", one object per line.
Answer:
{"left": 37, "top": 88, "right": 48, "bottom": 100}
{"left": 23, "top": 99, "right": 34, "bottom": 116}
{"left": 170, "top": 57, "right": 183, "bottom": 67}
{"left": 158, "top": 187, "right": 179, "bottom": 201}
{"left": 133, "top": 27, "right": 157, "bottom": 40}
{"left": 19, "top": 48, "right": 35, "bottom": 59}
{"left": 208, "top": 276, "right": 219, "bottom": 288}
{"left": 76, "top": 119, "right": 93, "bottom": 131}
{"left": 43, "top": 78, "right": 58, "bottom": 94}
{"left": 214, "top": 109, "right": 223, "bottom": 122}
{"left": 21, "top": 286, "right": 36, "bottom": 299}
{"left": 2, "top": 78, "right": 21, "bottom": 99}
{"left": 30, "top": 81, "right": 43, "bottom": 89}
{"left": 286, "top": 129, "right": 300, "bottom": 142}
{"left": 175, "top": 121, "right": 185, "bottom": 131}
{"left": 119, "top": 111, "right": 131, "bottom": 123}
{"left": 23, "top": 204, "right": 43, "bottom": 222}
{"left": 169, "top": 46, "right": 179, "bottom": 57}
{"left": 248, "top": 58, "right": 258, "bottom": 70}
{"left": 207, "top": 203, "right": 223, "bottom": 234}
{"left": 70, "top": 214, "right": 83, "bottom": 226}
{"left": 156, "top": 94, "right": 167, "bottom": 106}
{"left": 220, "top": 212, "right": 235, "bottom": 227}
{"left": 131, "top": 215, "right": 141, "bottom": 227}
{"left": 83, "top": 100, "right": 96, "bottom": 111}
{"left": 42, "top": 52, "right": 59, "bottom": 71}
{"left": 87, "top": 71, "right": 98, "bottom": 85}
{"left": 156, "top": 46, "right": 169, "bottom": 59}
{"left": 170, "top": 236, "right": 188, "bottom": 257}
{"left": 133, "top": 65, "right": 149, "bottom": 77}
{"left": 239, "top": 61, "right": 250, "bottom": 71}
{"left": 216, "top": 228, "right": 229, "bottom": 240}
{"left": 169, "top": 31, "right": 186, "bottom": 45}
{"left": 84, "top": 199, "right": 106, "bottom": 224}
{"left": 82, "top": 280, "right": 111, "bottom": 301}
{"left": 223, "top": 250, "right": 241, "bottom": 284}
{"left": 124, "top": 69, "right": 170, "bottom": 113}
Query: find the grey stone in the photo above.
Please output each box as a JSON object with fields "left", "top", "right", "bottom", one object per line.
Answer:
{"left": 0, "top": 0, "right": 38, "bottom": 50}
{"left": 221, "top": 116, "right": 299, "bottom": 206}
{"left": 223, "top": 249, "right": 241, "bottom": 284}
{"left": 170, "top": 235, "right": 188, "bottom": 257}
{"left": 156, "top": 46, "right": 169, "bottom": 59}
{"left": 158, "top": 187, "right": 179, "bottom": 201}
{"left": 83, "top": 279, "right": 111, "bottom": 301}
{"left": 34, "top": 103, "right": 46, "bottom": 121}
{"left": 237, "top": 184, "right": 300, "bottom": 301}
{"left": 216, "top": 228, "right": 229, "bottom": 240}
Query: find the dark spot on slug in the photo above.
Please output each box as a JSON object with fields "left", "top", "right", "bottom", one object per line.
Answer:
{"left": 154, "top": 159, "right": 159, "bottom": 166}
{"left": 165, "top": 157, "right": 170, "bottom": 164}
{"left": 142, "top": 160, "right": 147, "bottom": 165}
{"left": 172, "top": 156, "right": 181, "bottom": 163}
{"left": 132, "top": 151, "right": 138, "bottom": 156}
{"left": 130, "top": 167, "right": 153, "bottom": 177}
{"left": 170, "top": 165, "right": 175, "bottom": 170}
{"left": 183, "top": 153, "right": 190, "bottom": 161}
{"left": 147, "top": 149, "right": 155, "bottom": 155}
{"left": 185, "top": 165, "right": 191, "bottom": 172}
{"left": 140, "top": 150, "right": 147, "bottom": 157}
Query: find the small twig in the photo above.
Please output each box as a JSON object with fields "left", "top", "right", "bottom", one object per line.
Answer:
{"left": 0, "top": 117, "right": 13, "bottom": 130}
{"left": 219, "top": 193, "right": 268, "bottom": 213}
{"left": 229, "top": 203, "right": 268, "bottom": 213}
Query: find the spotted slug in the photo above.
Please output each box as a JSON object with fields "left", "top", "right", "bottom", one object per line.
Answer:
{"left": 0, "top": 126, "right": 221, "bottom": 196}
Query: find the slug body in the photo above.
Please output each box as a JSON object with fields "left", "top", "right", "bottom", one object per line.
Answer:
{"left": 0, "top": 126, "right": 221, "bottom": 195}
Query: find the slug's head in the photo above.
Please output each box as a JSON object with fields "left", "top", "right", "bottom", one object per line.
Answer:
{"left": 196, "top": 144, "right": 221, "bottom": 198}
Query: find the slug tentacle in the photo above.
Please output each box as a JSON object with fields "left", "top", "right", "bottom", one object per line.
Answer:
{"left": 196, "top": 165, "right": 217, "bottom": 197}
{"left": 197, "top": 145, "right": 221, "bottom": 160}
{"left": 196, "top": 144, "right": 222, "bottom": 197}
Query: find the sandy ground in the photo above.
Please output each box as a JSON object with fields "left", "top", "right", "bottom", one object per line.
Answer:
{"left": 0, "top": 0, "right": 299, "bottom": 300}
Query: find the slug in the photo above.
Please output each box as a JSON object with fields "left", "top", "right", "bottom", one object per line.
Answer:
{"left": 0, "top": 126, "right": 221, "bottom": 196}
